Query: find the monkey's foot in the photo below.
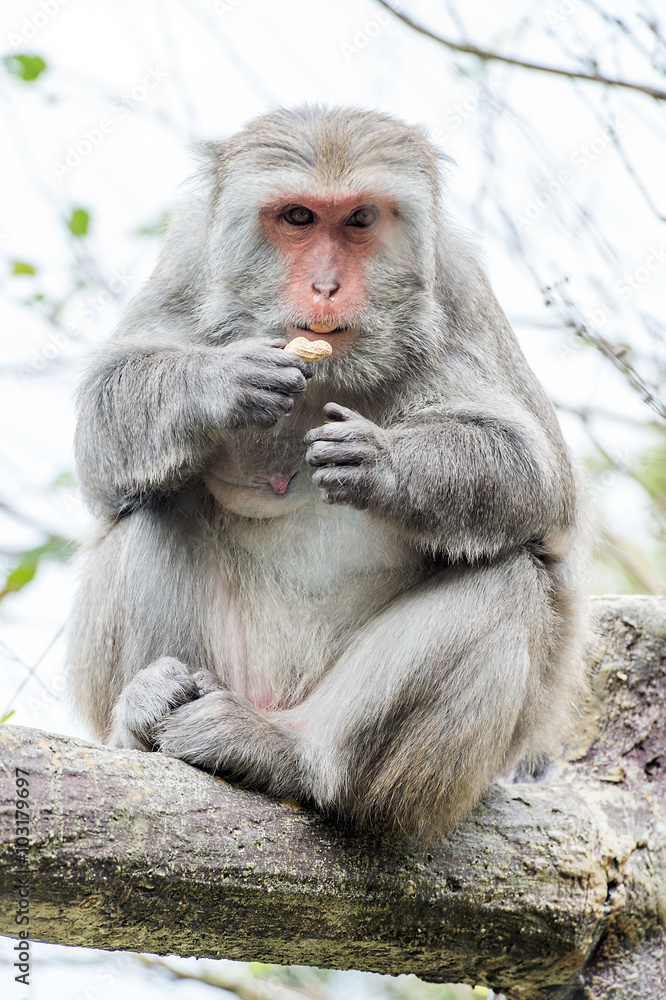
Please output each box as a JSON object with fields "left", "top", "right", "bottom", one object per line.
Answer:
{"left": 109, "top": 657, "right": 224, "bottom": 751}
{"left": 152, "top": 689, "right": 300, "bottom": 795}
{"left": 504, "top": 753, "right": 554, "bottom": 785}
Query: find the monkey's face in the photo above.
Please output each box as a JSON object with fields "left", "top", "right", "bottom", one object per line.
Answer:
{"left": 259, "top": 193, "right": 400, "bottom": 357}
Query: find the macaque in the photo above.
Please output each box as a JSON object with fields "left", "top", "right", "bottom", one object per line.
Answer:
{"left": 69, "top": 106, "right": 589, "bottom": 838}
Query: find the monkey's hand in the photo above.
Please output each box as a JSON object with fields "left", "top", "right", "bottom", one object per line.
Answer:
{"left": 109, "top": 657, "right": 224, "bottom": 751}
{"left": 304, "top": 402, "right": 395, "bottom": 508}
{"left": 219, "top": 339, "right": 314, "bottom": 429}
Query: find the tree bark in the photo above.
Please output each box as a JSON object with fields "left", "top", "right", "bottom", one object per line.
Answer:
{"left": 1, "top": 596, "right": 664, "bottom": 999}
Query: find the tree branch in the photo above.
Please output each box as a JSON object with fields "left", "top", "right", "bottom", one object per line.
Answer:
{"left": 546, "top": 281, "right": 666, "bottom": 422}
{"left": 375, "top": 1, "right": 666, "bottom": 102}
{"left": 1, "top": 596, "right": 665, "bottom": 999}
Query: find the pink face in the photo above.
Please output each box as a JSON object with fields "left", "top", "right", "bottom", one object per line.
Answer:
{"left": 260, "top": 193, "right": 399, "bottom": 355}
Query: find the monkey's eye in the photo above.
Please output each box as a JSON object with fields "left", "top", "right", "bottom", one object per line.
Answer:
{"left": 282, "top": 206, "right": 315, "bottom": 226}
{"left": 347, "top": 206, "right": 377, "bottom": 228}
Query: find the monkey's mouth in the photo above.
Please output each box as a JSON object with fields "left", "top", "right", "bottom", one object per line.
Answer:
{"left": 294, "top": 322, "right": 349, "bottom": 335}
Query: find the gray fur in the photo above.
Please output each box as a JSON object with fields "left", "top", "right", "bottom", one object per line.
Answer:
{"left": 69, "top": 105, "right": 589, "bottom": 839}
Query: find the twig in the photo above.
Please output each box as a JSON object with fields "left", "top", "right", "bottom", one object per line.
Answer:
{"left": 375, "top": 1, "right": 666, "bottom": 101}
{"left": 546, "top": 282, "right": 666, "bottom": 421}
{"left": 552, "top": 401, "right": 662, "bottom": 428}
{"left": 139, "top": 956, "right": 323, "bottom": 999}
{"left": 600, "top": 525, "right": 664, "bottom": 594}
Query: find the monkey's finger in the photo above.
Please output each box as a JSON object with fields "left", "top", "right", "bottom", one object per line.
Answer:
{"left": 306, "top": 441, "right": 375, "bottom": 466}
{"left": 245, "top": 367, "right": 308, "bottom": 393}
{"left": 237, "top": 389, "right": 295, "bottom": 427}
{"left": 323, "top": 402, "right": 360, "bottom": 421}
{"left": 278, "top": 346, "right": 318, "bottom": 377}
{"left": 320, "top": 487, "right": 368, "bottom": 507}
{"left": 318, "top": 481, "right": 368, "bottom": 508}
{"left": 259, "top": 348, "right": 315, "bottom": 378}
{"left": 303, "top": 421, "right": 366, "bottom": 445}
{"left": 312, "top": 466, "right": 361, "bottom": 490}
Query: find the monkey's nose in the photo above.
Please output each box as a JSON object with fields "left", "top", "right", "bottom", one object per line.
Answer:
{"left": 312, "top": 280, "right": 340, "bottom": 299}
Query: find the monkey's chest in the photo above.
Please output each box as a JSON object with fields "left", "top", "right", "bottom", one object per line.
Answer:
{"left": 202, "top": 432, "right": 313, "bottom": 519}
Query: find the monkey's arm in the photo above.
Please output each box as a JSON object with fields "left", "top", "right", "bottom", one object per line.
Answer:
{"left": 305, "top": 402, "right": 575, "bottom": 562}
{"left": 75, "top": 340, "right": 311, "bottom": 515}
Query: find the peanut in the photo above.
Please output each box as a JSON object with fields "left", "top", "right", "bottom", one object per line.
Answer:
{"left": 283, "top": 337, "right": 333, "bottom": 363}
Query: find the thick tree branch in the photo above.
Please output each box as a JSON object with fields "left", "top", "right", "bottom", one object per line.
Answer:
{"left": 375, "top": 1, "right": 666, "bottom": 102}
{"left": 1, "top": 596, "right": 665, "bottom": 998}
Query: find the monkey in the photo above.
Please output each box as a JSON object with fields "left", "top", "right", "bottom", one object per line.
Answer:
{"left": 68, "top": 105, "right": 589, "bottom": 839}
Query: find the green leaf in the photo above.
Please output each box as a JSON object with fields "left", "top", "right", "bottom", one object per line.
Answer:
{"left": 68, "top": 208, "right": 90, "bottom": 237}
{"left": 0, "top": 536, "right": 74, "bottom": 601}
{"left": 2, "top": 559, "right": 38, "bottom": 595}
{"left": 4, "top": 54, "right": 47, "bottom": 82}
{"left": 11, "top": 260, "right": 36, "bottom": 276}
{"left": 1, "top": 711, "right": 15, "bottom": 724}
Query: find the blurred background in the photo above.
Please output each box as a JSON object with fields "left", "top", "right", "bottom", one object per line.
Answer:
{"left": 1, "top": 0, "right": 664, "bottom": 997}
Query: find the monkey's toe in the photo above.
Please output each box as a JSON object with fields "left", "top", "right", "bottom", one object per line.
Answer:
{"left": 192, "top": 670, "right": 226, "bottom": 697}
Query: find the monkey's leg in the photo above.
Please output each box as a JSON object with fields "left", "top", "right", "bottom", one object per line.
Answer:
{"left": 68, "top": 500, "right": 226, "bottom": 744}
{"left": 295, "top": 548, "right": 559, "bottom": 835}
{"left": 155, "top": 548, "right": 561, "bottom": 836}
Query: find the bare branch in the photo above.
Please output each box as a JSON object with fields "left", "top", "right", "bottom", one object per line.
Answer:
{"left": 375, "top": 1, "right": 666, "bottom": 101}
{"left": 546, "top": 281, "right": 666, "bottom": 421}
